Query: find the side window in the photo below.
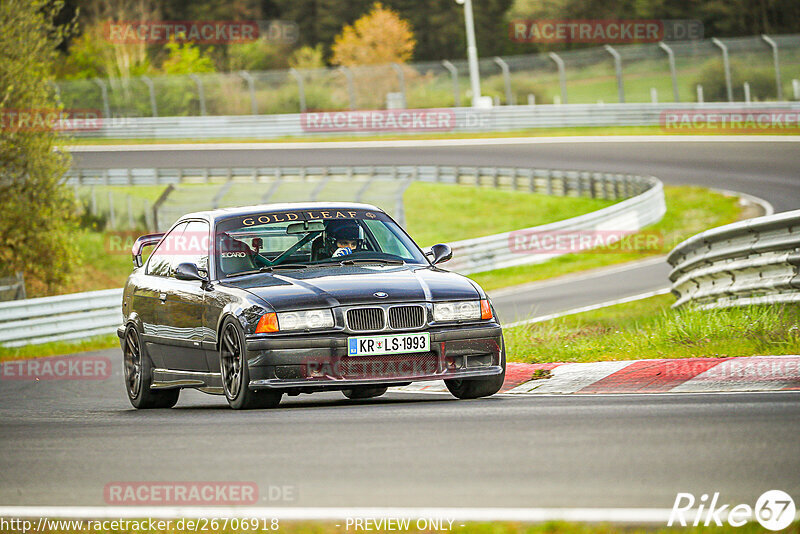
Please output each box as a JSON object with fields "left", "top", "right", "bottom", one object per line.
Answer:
{"left": 145, "top": 222, "right": 187, "bottom": 277}
{"left": 176, "top": 221, "right": 210, "bottom": 275}
{"left": 363, "top": 220, "right": 406, "bottom": 257}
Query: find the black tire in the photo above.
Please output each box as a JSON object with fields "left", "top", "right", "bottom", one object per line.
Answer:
{"left": 123, "top": 324, "right": 180, "bottom": 409}
{"left": 445, "top": 335, "right": 506, "bottom": 400}
{"left": 342, "top": 386, "right": 389, "bottom": 399}
{"left": 220, "top": 318, "right": 282, "bottom": 410}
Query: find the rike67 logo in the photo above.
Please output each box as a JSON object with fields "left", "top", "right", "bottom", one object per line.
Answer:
{"left": 669, "top": 490, "right": 796, "bottom": 530}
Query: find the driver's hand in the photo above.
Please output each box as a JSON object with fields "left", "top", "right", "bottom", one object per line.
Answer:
{"left": 333, "top": 247, "right": 353, "bottom": 257}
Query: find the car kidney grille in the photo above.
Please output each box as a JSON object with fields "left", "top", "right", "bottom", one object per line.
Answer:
{"left": 347, "top": 308, "right": 385, "bottom": 331}
{"left": 388, "top": 305, "right": 426, "bottom": 329}
{"left": 339, "top": 352, "right": 438, "bottom": 379}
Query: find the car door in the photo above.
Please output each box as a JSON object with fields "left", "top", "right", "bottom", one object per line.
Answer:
{"left": 157, "top": 220, "right": 211, "bottom": 372}
{"left": 136, "top": 222, "right": 187, "bottom": 369}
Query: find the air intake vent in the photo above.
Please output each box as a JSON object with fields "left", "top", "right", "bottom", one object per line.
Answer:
{"left": 388, "top": 305, "right": 426, "bottom": 329}
{"left": 347, "top": 307, "right": 385, "bottom": 332}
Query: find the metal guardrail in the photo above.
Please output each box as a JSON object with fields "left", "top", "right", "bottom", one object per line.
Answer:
{"left": 0, "top": 288, "right": 122, "bottom": 347}
{"left": 67, "top": 102, "right": 800, "bottom": 139}
{"left": 668, "top": 209, "right": 800, "bottom": 308}
{"left": 8, "top": 166, "right": 664, "bottom": 346}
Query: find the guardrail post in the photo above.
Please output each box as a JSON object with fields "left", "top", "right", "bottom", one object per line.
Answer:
{"left": 603, "top": 45, "right": 625, "bottom": 103}
{"left": 391, "top": 63, "right": 407, "bottom": 108}
{"left": 658, "top": 42, "right": 680, "bottom": 102}
{"left": 548, "top": 52, "right": 568, "bottom": 104}
{"left": 743, "top": 82, "right": 751, "bottom": 104}
{"left": 93, "top": 78, "right": 111, "bottom": 118}
{"left": 545, "top": 171, "right": 553, "bottom": 196}
{"left": 696, "top": 84, "right": 704, "bottom": 103}
{"left": 238, "top": 71, "right": 258, "bottom": 115}
{"left": 493, "top": 57, "right": 513, "bottom": 105}
{"left": 441, "top": 60, "right": 460, "bottom": 107}
{"left": 140, "top": 76, "right": 158, "bottom": 117}
{"left": 289, "top": 68, "right": 306, "bottom": 112}
{"left": 152, "top": 184, "right": 175, "bottom": 231}
{"left": 711, "top": 38, "right": 733, "bottom": 102}
{"left": 90, "top": 186, "right": 97, "bottom": 215}
{"left": 761, "top": 35, "right": 783, "bottom": 101}
{"left": 189, "top": 74, "right": 207, "bottom": 116}
{"left": 338, "top": 66, "right": 356, "bottom": 110}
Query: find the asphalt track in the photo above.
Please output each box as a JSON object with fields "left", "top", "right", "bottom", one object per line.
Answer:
{"left": 2, "top": 137, "right": 797, "bottom": 511}
{"left": 1, "top": 357, "right": 799, "bottom": 508}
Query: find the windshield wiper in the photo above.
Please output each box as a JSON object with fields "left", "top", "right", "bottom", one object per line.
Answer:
{"left": 259, "top": 264, "right": 309, "bottom": 272}
{"left": 339, "top": 258, "right": 405, "bottom": 266}
{"left": 225, "top": 264, "right": 309, "bottom": 278}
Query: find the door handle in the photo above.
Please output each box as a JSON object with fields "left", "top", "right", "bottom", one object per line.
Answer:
{"left": 159, "top": 293, "right": 167, "bottom": 302}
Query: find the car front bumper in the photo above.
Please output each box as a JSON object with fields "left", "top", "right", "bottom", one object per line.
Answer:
{"left": 245, "top": 323, "right": 503, "bottom": 391}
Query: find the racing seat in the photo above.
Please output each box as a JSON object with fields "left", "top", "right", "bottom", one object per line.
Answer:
{"left": 218, "top": 233, "right": 258, "bottom": 276}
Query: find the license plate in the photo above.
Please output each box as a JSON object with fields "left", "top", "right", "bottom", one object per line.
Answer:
{"left": 347, "top": 332, "right": 430, "bottom": 356}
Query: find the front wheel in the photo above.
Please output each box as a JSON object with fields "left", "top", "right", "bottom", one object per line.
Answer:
{"left": 220, "top": 318, "right": 282, "bottom": 410}
{"left": 445, "top": 336, "right": 506, "bottom": 399}
{"left": 123, "top": 324, "right": 180, "bottom": 409}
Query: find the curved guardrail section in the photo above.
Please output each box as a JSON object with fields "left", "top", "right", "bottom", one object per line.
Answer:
{"left": 5, "top": 165, "right": 665, "bottom": 346}
{"left": 667, "top": 209, "right": 800, "bottom": 308}
{"left": 68, "top": 102, "right": 800, "bottom": 140}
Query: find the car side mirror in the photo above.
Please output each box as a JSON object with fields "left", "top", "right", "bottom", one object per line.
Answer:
{"left": 174, "top": 262, "right": 206, "bottom": 281}
{"left": 430, "top": 243, "right": 453, "bottom": 265}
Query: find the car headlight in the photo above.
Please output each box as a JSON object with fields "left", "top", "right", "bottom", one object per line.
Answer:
{"left": 277, "top": 309, "right": 335, "bottom": 331}
{"left": 433, "top": 300, "right": 481, "bottom": 322}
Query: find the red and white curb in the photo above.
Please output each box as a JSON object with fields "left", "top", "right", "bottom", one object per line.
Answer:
{"left": 392, "top": 356, "right": 800, "bottom": 395}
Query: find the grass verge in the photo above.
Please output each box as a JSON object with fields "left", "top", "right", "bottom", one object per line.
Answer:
{"left": 0, "top": 334, "right": 118, "bottom": 363}
{"left": 469, "top": 186, "right": 741, "bottom": 292}
{"left": 505, "top": 294, "right": 800, "bottom": 363}
{"left": 63, "top": 125, "right": 800, "bottom": 146}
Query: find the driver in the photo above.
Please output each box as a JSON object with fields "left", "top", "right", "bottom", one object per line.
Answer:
{"left": 330, "top": 221, "right": 362, "bottom": 257}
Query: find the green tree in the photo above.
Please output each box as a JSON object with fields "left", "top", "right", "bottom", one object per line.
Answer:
{"left": 0, "top": 0, "right": 78, "bottom": 294}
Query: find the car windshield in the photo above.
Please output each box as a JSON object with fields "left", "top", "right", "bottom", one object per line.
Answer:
{"left": 214, "top": 208, "right": 428, "bottom": 277}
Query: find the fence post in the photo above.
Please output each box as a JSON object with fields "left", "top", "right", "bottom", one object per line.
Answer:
{"left": 127, "top": 195, "right": 134, "bottom": 228}
{"left": 189, "top": 74, "right": 207, "bottom": 116}
{"left": 603, "top": 45, "right": 625, "bottom": 103}
{"left": 91, "top": 186, "right": 97, "bottom": 215}
{"left": 289, "top": 68, "right": 306, "bottom": 112}
{"left": 711, "top": 38, "right": 733, "bottom": 102}
{"left": 49, "top": 80, "right": 61, "bottom": 102}
{"left": 441, "top": 60, "right": 460, "bottom": 107}
{"left": 93, "top": 78, "right": 111, "bottom": 118}
{"left": 658, "top": 42, "right": 680, "bottom": 102}
{"left": 338, "top": 66, "right": 356, "bottom": 110}
{"left": 650, "top": 87, "right": 658, "bottom": 104}
{"left": 761, "top": 35, "right": 783, "bottom": 101}
{"left": 238, "top": 71, "right": 258, "bottom": 114}
{"left": 548, "top": 52, "right": 568, "bottom": 105}
{"left": 107, "top": 190, "right": 116, "bottom": 229}
{"left": 493, "top": 57, "right": 513, "bottom": 105}
{"left": 743, "top": 82, "right": 751, "bottom": 104}
{"left": 697, "top": 84, "right": 704, "bottom": 103}
{"left": 140, "top": 76, "right": 158, "bottom": 117}
{"left": 390, "top": 63, "right": 407, "bottom": 108}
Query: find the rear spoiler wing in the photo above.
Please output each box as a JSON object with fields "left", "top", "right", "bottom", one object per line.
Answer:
{"left": 132, "top": 233, "right": 165, "bottom": 268}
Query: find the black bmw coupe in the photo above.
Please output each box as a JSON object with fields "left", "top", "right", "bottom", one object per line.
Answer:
{"left": 119, "top": 203, "right": 505, "bottom": 409}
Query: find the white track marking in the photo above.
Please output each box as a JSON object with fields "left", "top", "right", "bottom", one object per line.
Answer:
{"left": 506, "top": 360, "right": 635, "bottom": 394}
{"left": 487, "top": 256, "right": 668, "bottom": 299}
{"left": 0, "top": 505, "right": 726, "bottom": 524}
{"left": 503, "top": 287, "right": 671, "bottom": 328}
{"left": 66, "top": 135, "right": 800, "bottom": 152}
{"left": 671, "top": 355, "right": 800, "bottom": 393}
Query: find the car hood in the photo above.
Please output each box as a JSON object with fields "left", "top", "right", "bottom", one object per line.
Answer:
{"left": 220, "top": 264, "right": 482, "bottom": 311}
